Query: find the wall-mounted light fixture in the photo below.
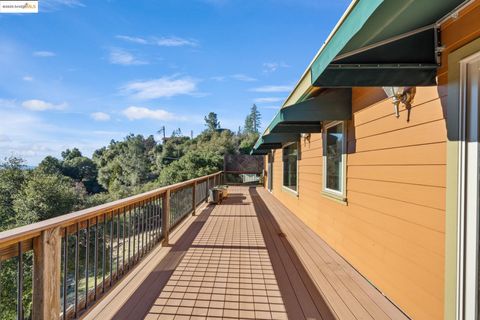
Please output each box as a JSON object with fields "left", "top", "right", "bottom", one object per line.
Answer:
{"left": 300, "top": 133, "right": 311, "bottom": 139}
{"left": 382, "top": 87, "right": 416, "bottom": 119}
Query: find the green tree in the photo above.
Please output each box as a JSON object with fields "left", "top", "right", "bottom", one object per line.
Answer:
{"left": 244, "top": 104, "right": 261, "bottom": 134}
{"left": 239, "top": 132, "right": 260, "bottom": 154}
{"left": 157, "top": 149, "right": 222, "bottom": 185}
{"left": 13, "top": 172, "right": 85, "bottom": 225}
{"left": 63, "top": 156, "right": 101, "bottom": 193}
{"left": 204, "top": 112, "right": 220, "bottom": 131}
{"left": 93, "top": 134, "right": 157, "bottom": 194}
{"left": 0, "top": 157, "right": 27, "bottom": 231}
{"left": 61, "top": 147, "right": 82, "bottom": 161}
{"left": 37, "top": 155, "right": 63, "bottom": 175}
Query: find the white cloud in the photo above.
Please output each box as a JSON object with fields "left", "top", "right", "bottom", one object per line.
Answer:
{"left": 263, "top": 62, "right": 289, "bottom": 73}
{"left": 109, "top": 48, "right": 147, "bottom": 65}
{"left": 23, "top": 75, "right": 34, "bottom": 81}
{"left": 211, "top": 76, "right": 226, "bottom": 82}
{"left": 122, "top": 76, "right": 198, "bottom": 100}
{"left": 153, "top": 37, "right": 198, "bottom": 47}
{"left": 231, "top": 74, "right": 257, "bottom": 82}
{"left": 33, "top": 51, "right": 56, "bottom": 57}
{"left": 91, "top": 112, "right": 111, "bottom": 121}
{"left": 22, "top": 99, "right": 67, "bottom": 111}
{"left": 116, "top": 35, "right": 198, "bottom": 47}
{"left": 122, "top": 106, "right": 181, "bottom": 121}
{"left": 211, "top": 74, "right": 257, "bottom": 82}
{"left": 115, "top": 35, "right": 148, "bottom": 44}
{"left": 253, "top": 97, "right": 283, "bottom": 103}
{"left": 250, "top": 85, "right": 291, "bottom": 93}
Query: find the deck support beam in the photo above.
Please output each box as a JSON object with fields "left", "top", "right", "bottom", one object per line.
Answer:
{"left": 32, "top": 227, "right": 62, "bottom": 320}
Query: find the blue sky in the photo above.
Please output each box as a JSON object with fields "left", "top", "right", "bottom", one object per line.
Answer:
{"left": 0, "top": 0, "right": 349, "bottom": 165}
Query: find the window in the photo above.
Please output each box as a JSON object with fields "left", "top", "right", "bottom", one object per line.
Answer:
{"left": 323, "top": 121, "right": 346, "bottom": 197}
{"left": 282, "top": 143, "right": 298, "bottom": 192}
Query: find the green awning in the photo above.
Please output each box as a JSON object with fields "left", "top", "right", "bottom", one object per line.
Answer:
{"left": 253, "top": 132, "right": 299, "bottom": 151}
{"left": 252, "top": 88, "right": 351, "bottom": 152}
{"left": 250, "top": 149, "right": 269, "bottom": 156}
{"left": 266, "top": 88, "right": 351, "bottom": 134}
{"left": 311, "top": 0, "right": 464, "bottom": 87}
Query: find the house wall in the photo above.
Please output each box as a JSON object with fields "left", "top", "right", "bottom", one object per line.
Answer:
{"left": 265, "top": 3, "right": 480, "bottom": 319}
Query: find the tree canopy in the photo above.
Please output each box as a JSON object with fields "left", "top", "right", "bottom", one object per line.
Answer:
{"left": 204, "top": 112, "right": 220, "bottom": 131}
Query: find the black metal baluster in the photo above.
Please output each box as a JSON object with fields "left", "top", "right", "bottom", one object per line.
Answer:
{"left": 94, "top": 216, "right": 98, "bottom": 302}
{"left": 116, "top": 211, "right": 120, "bottom": 280}
{"left": 155, "top": 196, "right": 160, "bottom": 241}
{"left": 142, "top": 201, "right": 148, "bottom": 255}
{"left": 141, "top": 201, "right": 145, "bottom": 256}
{"left": 132, "top": 205, "right": 136, "bottom": 263}
{"left": 85, "top": 220, "right": 90, "bottom": 310}
{"left": 149, "top": 200, "right": 153, "bottom": 249}
{"left": 63, "top": 229, "right": 68, "bottom": 320}
{"left": 128, "top": 205, "right": 132, "bottom": 269}
{"left": 122, "top": 207, "right": 126, "bottom": 273}
{"left": 136, "top": 205, "right": 140, "bottom": 261}
{"left": 17, "top": 242, "right": 23, "bottom": 320}
{"left": 102, "top": 214, "right": 106, "bottom": 293}
{"left": 74, "top": 223, "right": 79, "bottom": 318}
{"left": 147, "top": 200, "right": 152, "bottom": 250}
{"left": 109, "top": 212, "right": 113, "bottom": 287}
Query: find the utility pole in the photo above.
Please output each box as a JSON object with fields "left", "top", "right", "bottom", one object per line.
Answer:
{"left": 158, "top": 126, "right": 166, "bottom": 142}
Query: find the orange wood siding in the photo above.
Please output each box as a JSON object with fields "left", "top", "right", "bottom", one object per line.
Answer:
{"left": 270, "top": 87, "right": 446, "bottom": 320}
{"left": 266, "top": 5, "right": 480, "bottom": 318}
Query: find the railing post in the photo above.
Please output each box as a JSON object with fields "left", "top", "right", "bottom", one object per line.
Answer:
{"left": 192, "top": 181, "right": 197, "bottom": 216}
{"left": 162, "top": 190, "right": 170, "bottom": 245}
{"left": 205, "top": 178, "right": 209, "bottom": 203}
{"left": 32, "top": 227, "right": 62, "bottom": 320}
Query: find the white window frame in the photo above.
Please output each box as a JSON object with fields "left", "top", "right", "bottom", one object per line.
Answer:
{"left": 281, "top": 141, "right": 299, "bottom": 195}
{"left": 322, "top": 121, "right": 347, "bottom": 201}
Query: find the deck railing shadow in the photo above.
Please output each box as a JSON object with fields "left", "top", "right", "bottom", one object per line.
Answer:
{"left": 111, "top": 204, "right": 215, "bottom": 320}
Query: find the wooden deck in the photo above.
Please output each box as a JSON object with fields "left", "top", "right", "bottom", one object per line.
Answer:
{"left": 85, "top": 186, "right": 408, "bottom": 320}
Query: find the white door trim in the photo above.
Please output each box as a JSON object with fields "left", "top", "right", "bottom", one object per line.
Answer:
{"left": 457, "top": 50, "right": 480, "bottom": 320}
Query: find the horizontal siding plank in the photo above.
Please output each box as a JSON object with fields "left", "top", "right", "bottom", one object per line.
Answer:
{"left": 347, "top": 191, "right": 444, "bottom": 233}
{"left": 351, "top": 98, "right": 445, "bottom": 141}
{"left": 347, "top": 142, "right": 446, "bottom": 166}
{"left": 352, "top": 87, "right": 444, "bottom": 126}
{"left": 347, "top": 165, "right": 446, "bottom": 187}
{"left": 349, "top": 120, "right": 447, "bottom": 153}
{"left": 347, "top": 179, "right": 445, "bottom": 210}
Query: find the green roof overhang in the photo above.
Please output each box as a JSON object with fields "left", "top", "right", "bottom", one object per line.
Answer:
{"left": 252, "top": 88, "right": 351, "bottom": 152}
{"left": 250, "top": 149, "right": 269, "bottom": 156}
{"left": 253, "top": 132, "right": 299, "bottom": 151}
{"left": 267, "top": 88, "right": 351, "bottom": 134}
{"left": 310, "top": 0, "right": 464, "bottom": 87}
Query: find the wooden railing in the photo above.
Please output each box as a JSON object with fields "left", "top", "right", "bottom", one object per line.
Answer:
{"left": 0, "top": 172, "right": 222, "bottom": 320}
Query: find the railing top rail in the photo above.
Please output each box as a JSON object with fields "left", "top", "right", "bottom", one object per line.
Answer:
{"left": 0, "top": 171, "right": 222, "bottom": 249}
{"left": 224, "top": 170, "right": 262, "bottom": 174}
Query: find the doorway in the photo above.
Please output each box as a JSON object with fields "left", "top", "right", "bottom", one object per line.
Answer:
{"left": 458, "top": 50, "right": 480, "bottom": 319}
{"left": 267, "top": 151, "right": 273, "bottom": 192}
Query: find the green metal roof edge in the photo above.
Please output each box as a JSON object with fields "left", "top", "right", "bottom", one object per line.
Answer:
{"left": 310, "top": 0, "right": 383, "bottom": 85}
